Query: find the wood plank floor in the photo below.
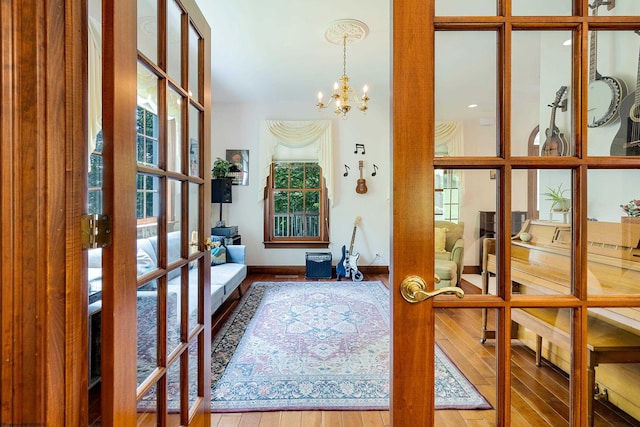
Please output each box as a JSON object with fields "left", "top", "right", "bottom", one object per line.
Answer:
{"left": 90, "top": 272, "right": 640, "bottom": 426}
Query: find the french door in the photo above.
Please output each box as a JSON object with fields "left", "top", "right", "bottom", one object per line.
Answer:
{"left": 96, "top": 0, "right": 211, "bottom": 424}
{"left": 393, "top": 1, "right": 640, "bottom": 426}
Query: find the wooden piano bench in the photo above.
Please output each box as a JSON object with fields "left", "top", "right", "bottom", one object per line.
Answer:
{"left": 511, "top": 307, "right": 640, "bottom": 427}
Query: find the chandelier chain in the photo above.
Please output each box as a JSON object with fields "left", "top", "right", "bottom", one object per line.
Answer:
{"left": 343, "top": 35, "right": 347, "bottom": 77}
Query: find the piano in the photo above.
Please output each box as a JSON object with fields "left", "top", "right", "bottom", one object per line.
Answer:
{"left": 481, "top": 219, "right": 640, "bottom": 426}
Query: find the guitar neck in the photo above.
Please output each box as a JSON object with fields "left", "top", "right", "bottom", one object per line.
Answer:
{"left": 349, "top": 226, "right": 357, "bottom": 254}
{"left": 547, "top": 86, "right": 567, "bottom": 135}
{"left": 548, "top": 106, "right": 558, "bottom": 133}
{"left": 589, "top": 25, "right": 597, "bottom": 82}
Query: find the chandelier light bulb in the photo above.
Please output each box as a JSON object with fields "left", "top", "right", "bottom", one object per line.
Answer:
{"left": 363, "top": 85, "right": 368, "bottom": 93}
{"left": 318, "top": 91, "right": 323, "bottom": 101}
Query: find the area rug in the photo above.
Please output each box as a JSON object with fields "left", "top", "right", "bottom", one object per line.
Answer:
{"left": 210, "top": 281, "right": 491, "bottom": 411}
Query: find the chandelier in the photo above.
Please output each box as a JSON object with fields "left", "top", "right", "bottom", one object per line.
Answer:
{"left": 316, "top": 20, "right": 370, "bottom": 118}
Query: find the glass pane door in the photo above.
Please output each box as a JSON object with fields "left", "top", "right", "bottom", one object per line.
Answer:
{"left": 393, "top": 1, "right": 640, "bottom": 425}
{"left": 135, "top": 0, "right": 210, "bottom": 424}
{"left": 91, "top": 0, "right": 210, "bottom": 424}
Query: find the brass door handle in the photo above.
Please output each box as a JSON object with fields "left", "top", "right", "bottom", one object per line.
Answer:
{"left": 400, "top": 275, "right": 465, "bottom": 303}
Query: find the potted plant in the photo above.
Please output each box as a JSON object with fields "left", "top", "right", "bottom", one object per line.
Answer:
{"left": 542, "top": 183, "right": 570, "bottom": 212}
{"left": 620, "top": 199, "right": 640, "bottom": 217}
{"left": 620, "top": 199, "right": 640, "bottom": 224}
{"left": 211, "top": 157, "right": 231, "bottom": 179}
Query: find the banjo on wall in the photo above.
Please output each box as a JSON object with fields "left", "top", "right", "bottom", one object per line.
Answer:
{"left": 587, "top": 0, "right": 627, "bottom": 128}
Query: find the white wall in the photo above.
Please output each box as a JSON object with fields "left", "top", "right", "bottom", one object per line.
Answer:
{"left": 211, "top": 100, "right": 391, "bottom": 267}
{"left": 211, "top": 27, "right": 640, "bottom": 270}
{"left": 542, "top": 29, "right": 640, "bottom": 223}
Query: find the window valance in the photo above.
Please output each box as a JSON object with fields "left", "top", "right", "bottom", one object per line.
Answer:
{"left": 435, "top": 121, "right": 464, "bottom": 156}
{"left": 88, "top": 17, "right": 102, "bottom": 170}
{"left": 435, "top": 121, "right": 464, "bottom": 204}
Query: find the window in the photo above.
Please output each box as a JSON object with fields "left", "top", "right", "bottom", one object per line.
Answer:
{"left": 135, "top": 106, "right": 160, "bottom": 222}
{"left": 88, "top": 131, "right": 104, "bottom": 215}
{"left": 435, "top": 169, "right": 459, "bottom": 222}
{"left": 136, "top": 105, "right": 159, "bottom": 167}
{"left": 89, "top": 105, "right": 160, "bottom": 221}
{"left": 263, "top": 161, "right": 329, "bottom": 248}
{"left": 136, "top": 174, "right": 159, "bottom": 220}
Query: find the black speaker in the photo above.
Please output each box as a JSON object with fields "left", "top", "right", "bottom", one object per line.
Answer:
{"left": 211, "top": 178, "right": 233, "bottom": 203}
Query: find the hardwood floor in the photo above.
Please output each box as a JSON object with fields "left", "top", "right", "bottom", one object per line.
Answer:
{"left": 89, "top": 272, "right": 640, "bottom": 426}
{"left": 212, "top": 273, "right": 639, "bottom": 427}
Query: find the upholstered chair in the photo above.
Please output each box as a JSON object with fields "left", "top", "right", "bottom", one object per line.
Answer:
{"left": 434, "top": 220, "right": 465, "bottom": 288}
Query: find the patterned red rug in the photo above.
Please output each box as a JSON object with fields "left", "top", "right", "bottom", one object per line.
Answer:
{"left": 210, "top": 281, "right": 491, "bottom": 412}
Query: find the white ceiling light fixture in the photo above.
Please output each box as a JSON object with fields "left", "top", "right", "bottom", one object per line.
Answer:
{"left": 316, "top": 19, "right": 370, "bottom": 119}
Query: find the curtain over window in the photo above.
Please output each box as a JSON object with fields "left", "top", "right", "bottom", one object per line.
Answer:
{"left": 435, "top": 121, "right": 464, "bottom": 205}
{"left": 259, "top": 120, "right": 333, "bottom": 205}
{"left": 88, "top": 17, "right": 102, "bottom": 169}
{"left": 435, "top": 121, "right": 463, "bottom": 156}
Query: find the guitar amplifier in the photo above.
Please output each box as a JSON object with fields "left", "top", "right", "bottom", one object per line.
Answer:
{"left": 305, "top": 252, "right": 332, "bottom": 279}
{"left": 211, "top": 226, "right": 238, "bottom": 237}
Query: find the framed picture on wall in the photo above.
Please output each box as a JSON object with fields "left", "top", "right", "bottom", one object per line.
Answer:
{"left": 226, "top": 149, "right": 249, "bottom": 185}
{"left": 189, "top": 138, "right": 199, "bottom": 176}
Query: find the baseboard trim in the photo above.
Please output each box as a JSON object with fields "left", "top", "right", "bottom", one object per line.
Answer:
{"left": 459, "top": 278, "right": 481, "bottom": 295}
{"left": 463, "top": 265, "right": 481, "bottom": 275}
{"left": 248, "top": 265, "right": 390, "bottom": 276}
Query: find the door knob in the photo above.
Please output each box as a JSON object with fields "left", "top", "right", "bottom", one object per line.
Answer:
{"left": 400, "top": 275, "right": 465, "bottom": 303}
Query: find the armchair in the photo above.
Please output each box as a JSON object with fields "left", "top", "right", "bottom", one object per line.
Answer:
{"left": 434, "top": 220, "right": 465, "bottom": 288}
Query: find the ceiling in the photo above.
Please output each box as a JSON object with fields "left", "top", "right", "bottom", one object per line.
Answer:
{"left": 192, "top": 2, "right": 594, "bottom": 123}
{"left": 194, "top": 0, "right": 391, "bottom": 106}
{"left": 191, "top": 1, "right": 515, "bottom": 121}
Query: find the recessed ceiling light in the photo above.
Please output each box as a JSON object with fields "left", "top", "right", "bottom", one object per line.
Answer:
{"left": 468, "top": 104, "right": 478, "bottom": 108}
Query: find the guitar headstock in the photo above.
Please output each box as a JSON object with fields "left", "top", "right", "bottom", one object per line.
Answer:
{"left": 589, "top": 0, "right": 615, "bottom": 11}
{"left": 354, "top": 216, "right": 362, "bottom": 227}
{"left": 549, "top": 86, "right": 568, "bottom": 109}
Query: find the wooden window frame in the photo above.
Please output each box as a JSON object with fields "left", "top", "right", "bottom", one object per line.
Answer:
{"left": 263, "top": 162, "right": 330, "bottom": 249}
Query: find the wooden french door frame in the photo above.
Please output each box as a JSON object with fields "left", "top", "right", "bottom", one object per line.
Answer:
{"left": 100, "top": 0, "right": 212, "bottom": 424}
{"left": 99, "top": 2, "right": 139, "bottom": 424}
{"left": 1, "top": 0, "right": 87, "bottom": 425}
{"left": 392, "top": 2, "right": 439, "bottom": 425}
{"left": 392, "top": 1, "right": 640, "bottom": 426}
{"left": 0, "top": 0, "right": 212, "bottom": 423}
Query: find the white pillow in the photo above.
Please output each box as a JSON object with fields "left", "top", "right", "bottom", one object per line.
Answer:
{"left": 137, "top": 248, "right": 155, "bottom": 275}
{"left": 435, "top": 227, "right": 448, "bottom": 253}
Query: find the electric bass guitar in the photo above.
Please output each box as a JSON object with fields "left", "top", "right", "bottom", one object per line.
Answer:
{"left": 610, "top": 31, "right": 640, "bottom": 156}
{"left": 541, "top": 86, "right": 569, "bottom": 156}
{"left": 336, "top": 216, "right": 363, "bottom": 282}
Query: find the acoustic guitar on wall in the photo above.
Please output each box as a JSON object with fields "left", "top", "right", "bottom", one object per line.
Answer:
{"left": 610, "top": 31, "right": 640, "bottom": 156}
{"left": 541, "top": 86, "right": 569, "bottom": 156}
{"left": 355, "top": 160, "right": 368, "bottom": 194}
